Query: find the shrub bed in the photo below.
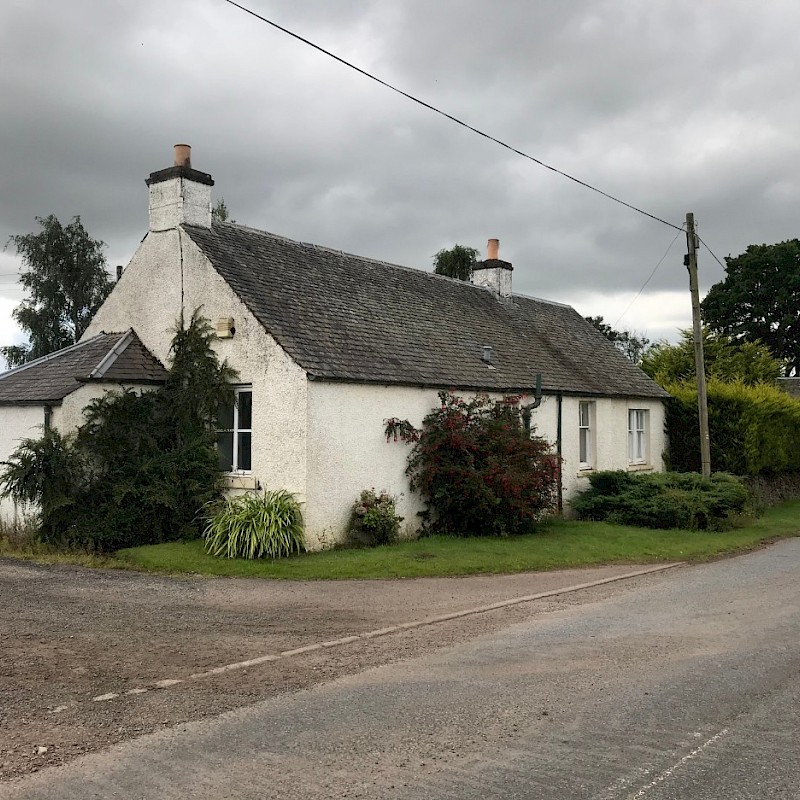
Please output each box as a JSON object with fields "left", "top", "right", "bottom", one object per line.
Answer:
{"left": 386, "top": 392, "right": 559, "bottom": 537}
{"left": 571, "top": 470, "right": 749, "bottom": 530}
{"left": 0, "top": 311, "right": 236, "bottom": 552}
{"left": 346, "top": 489, "right": 403, "bottom": 547}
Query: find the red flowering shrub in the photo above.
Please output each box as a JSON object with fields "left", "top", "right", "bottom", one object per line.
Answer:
{"left": 386, "top": 392, "right": 559, "bottom": 537}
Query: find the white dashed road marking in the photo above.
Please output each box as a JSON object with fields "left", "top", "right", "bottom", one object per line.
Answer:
{"left": 629, "top": 729, "right": 729, "bottom": 798}
{"left": 75, "top": 563, "right": 679, "bottom": 706}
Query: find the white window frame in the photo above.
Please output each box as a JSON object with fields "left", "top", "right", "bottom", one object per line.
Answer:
{"left": 628, "top": 408, "right": 648, "bottom": 465}
{"left": 218, "top": 386, "right": 253, "bottom": 474}
{"left": 578, "top": 400, "right": 594, "bottom": 470}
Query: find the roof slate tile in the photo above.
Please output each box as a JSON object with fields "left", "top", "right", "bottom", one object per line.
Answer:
{"left": 0, "top": 331, "right": 167, "bottom": 404}
{"left": 184, "top": 223, "right": 668, "bottom": 399}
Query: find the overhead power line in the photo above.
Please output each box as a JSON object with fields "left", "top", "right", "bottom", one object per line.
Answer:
{"left": 697, "top": 236, "right": 727, "bottom": 272}
{"left": 613, "top": 226, "right": 685, "bottom": 328}
{"left": 221, "top": 0, "right": 683, "bottom": 232}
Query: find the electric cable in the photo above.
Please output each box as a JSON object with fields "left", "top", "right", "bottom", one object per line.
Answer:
{"left": 221, "top": 0, "right": 683, "bottom": 232}
{"left": 612, "top": 226, "right": 685, "bottom": 327}
{"left": 697, "top": 236, "right": 727, "bottom": 272}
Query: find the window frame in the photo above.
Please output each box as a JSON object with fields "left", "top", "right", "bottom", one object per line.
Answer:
{"left": 578, "top": 400, "right": 594, "bottom": 470}
{"left": 217, "top": 385, "right": 253, "bottom": 474}
{"left": 627, "top": 408, "right": 648, "bottom": 465}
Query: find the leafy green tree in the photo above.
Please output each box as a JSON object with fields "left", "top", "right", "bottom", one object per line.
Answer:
{"left": 433, "top": 244, "right": 479, "bottom": 281}
{"left": 640, "top": 328, "right": 783, "bottom": 386}
{"left": 702, "top": 239, "right": 800, "bottom": 376}
{"left": 212, "top": 199, "right": 235, "bottom": 223}
{"left": 2, "top": 215, "right": 113, "bottom": 368}
{"left": 585, "top": 315, "right": 651, "bottom": 364}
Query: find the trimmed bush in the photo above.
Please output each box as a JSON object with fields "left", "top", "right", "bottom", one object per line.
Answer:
{"left": 666, "top": 379, "right": 800, "bottom": 475}
{"left": 571, "top": 470, "right": 749, "bottom": 530}
{"left": 203, "top": 490, "right": 305, "bottom": 559}
{"left": 346, "top": 489, "right": 403, "bottom": 547}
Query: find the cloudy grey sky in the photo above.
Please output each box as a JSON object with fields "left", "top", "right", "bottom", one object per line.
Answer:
{"left": 2, "top": 0, "right": 799, "bottom": 352}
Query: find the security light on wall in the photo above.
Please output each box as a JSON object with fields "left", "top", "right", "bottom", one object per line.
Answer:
{"left": 216, "top": 317, "right": 236, "bottom": 338}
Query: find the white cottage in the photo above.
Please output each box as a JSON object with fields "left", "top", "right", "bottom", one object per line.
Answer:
{"left": 0, "top": 145, "right": 669, "bottom": 544}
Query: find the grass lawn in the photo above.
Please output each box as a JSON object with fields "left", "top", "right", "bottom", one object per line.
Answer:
{"left": 106, "top": 500, "right": 800, "bottom": 580}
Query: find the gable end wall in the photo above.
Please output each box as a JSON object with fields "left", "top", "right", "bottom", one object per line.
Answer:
{"left": 84, "top": 228, "right": 308, "bottom": 505}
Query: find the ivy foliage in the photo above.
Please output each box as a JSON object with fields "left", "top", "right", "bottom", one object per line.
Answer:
{"left": 0, "top": 311, "right": 237, "bottom": 551}
{"left": 386, "top": 392, "right": 559, "bottom": 537}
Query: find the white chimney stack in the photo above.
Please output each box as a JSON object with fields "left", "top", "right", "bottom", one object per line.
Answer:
{"left": 471, "top": 237, "right": 513, "bottom": 298}
{"left": 145, "top": 143, "right": 214, "bottom": 231}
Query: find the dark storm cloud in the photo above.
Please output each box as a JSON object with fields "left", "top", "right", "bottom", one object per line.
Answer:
{"left": 2, "top": 0, "right": 799, "bottom": 346}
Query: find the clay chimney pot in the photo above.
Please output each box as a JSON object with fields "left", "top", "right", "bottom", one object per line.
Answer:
{"left": 173, "top": 144, "right": 192, "bottom": 168}
{"left": 487, "top": 238, "right": 499, "bottom": 260}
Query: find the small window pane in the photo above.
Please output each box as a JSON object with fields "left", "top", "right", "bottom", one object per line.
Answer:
{"left": 217, "top": 431, "right": 234, "bottom": 471}
{"left": 237, "top": 432, "right": 252, "bottom": 471}
{"left": 579, "top": 428, "right": 589, "bottom": 463}
{"left": 579, "top": 402, "right": 589, "bottom": 427}
{"left": 237, "top": 391, "right": 253, "bottom": 430}
{"left": 217, "top": 401, "right": 234, "bottom": 430}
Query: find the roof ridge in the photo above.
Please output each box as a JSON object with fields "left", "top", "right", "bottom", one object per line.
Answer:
{"left": 0, "top": 331, "right": 124, "bottom": 381}
{"left": 512, "top": 291, "right": 572, "bottom": 309}
{"left": 88, "top": 329, "right": 135, "bottom": 380}
{"left": 198, "top": 222, "right": 555, "bottom": 300}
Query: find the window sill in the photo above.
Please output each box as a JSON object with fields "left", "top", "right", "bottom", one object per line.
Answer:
{"left": 627, "top": 463, "right": 653, "bottom": 472}
{"left": 223, "top": 473, "right": 259, "bottom": 490}
{"left": 577, "top": 467, "right": 595, "bottom": 476}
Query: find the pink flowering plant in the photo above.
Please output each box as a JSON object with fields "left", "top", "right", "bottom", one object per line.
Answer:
{"left": 347, "top": 488, "right": 403, "bottom": 547}
{"left": 386, "top": 391, "right": 559, "bottom": 537}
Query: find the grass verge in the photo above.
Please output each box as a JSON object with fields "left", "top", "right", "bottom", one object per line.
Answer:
{"left": 3, "top": 501, "right": 797, "bottom": 580}
{"left": 107, "top": 500, "right": 800, "bottom": 580}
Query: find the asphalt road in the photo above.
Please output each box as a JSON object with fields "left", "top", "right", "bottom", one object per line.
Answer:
{"left": 0, "top": 558, "right": 659, "bottom": 779}
{"left": 3, "top": 539, "right": 799, "bottom": 799}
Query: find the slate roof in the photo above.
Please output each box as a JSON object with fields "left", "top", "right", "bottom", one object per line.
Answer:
{"left": 0, "top": 331, "right": 167, "bottom": 405}
{"left": 183, "top": 223, "right": 669, "bottom": 399}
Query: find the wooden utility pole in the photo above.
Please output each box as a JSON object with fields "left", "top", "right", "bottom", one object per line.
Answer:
{"left": 686, "top": 212, "right": 711, "bottom": 477}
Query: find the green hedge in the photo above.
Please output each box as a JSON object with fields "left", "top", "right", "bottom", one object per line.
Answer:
{"left": 665, "top": 380, "right": 800, "bottom": 475}
{"left": 571, "top": 470, "right": 749, "bottom": 530}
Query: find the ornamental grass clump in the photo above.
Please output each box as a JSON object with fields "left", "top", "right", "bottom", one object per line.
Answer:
{"left": 203, "top": 489, "right": 305, "bottom": 559}
{"left": 347, "top": 489, "right": 403, "bottom": 547}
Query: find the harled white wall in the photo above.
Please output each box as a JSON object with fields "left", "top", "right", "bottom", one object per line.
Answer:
{"left": 304, "top": 382, "right": 439, "bottom": 548}
{"left": 305, "top": 385, "right": 666, "bottom": 544}
{"left": 0, "top": 405, "right": 45, "bottom": 526}
{"left": 560, "top": 395, "right": 667, "bottom": 508}
{"left": 84, "top": 227, "right": 308, "bottom": 503}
